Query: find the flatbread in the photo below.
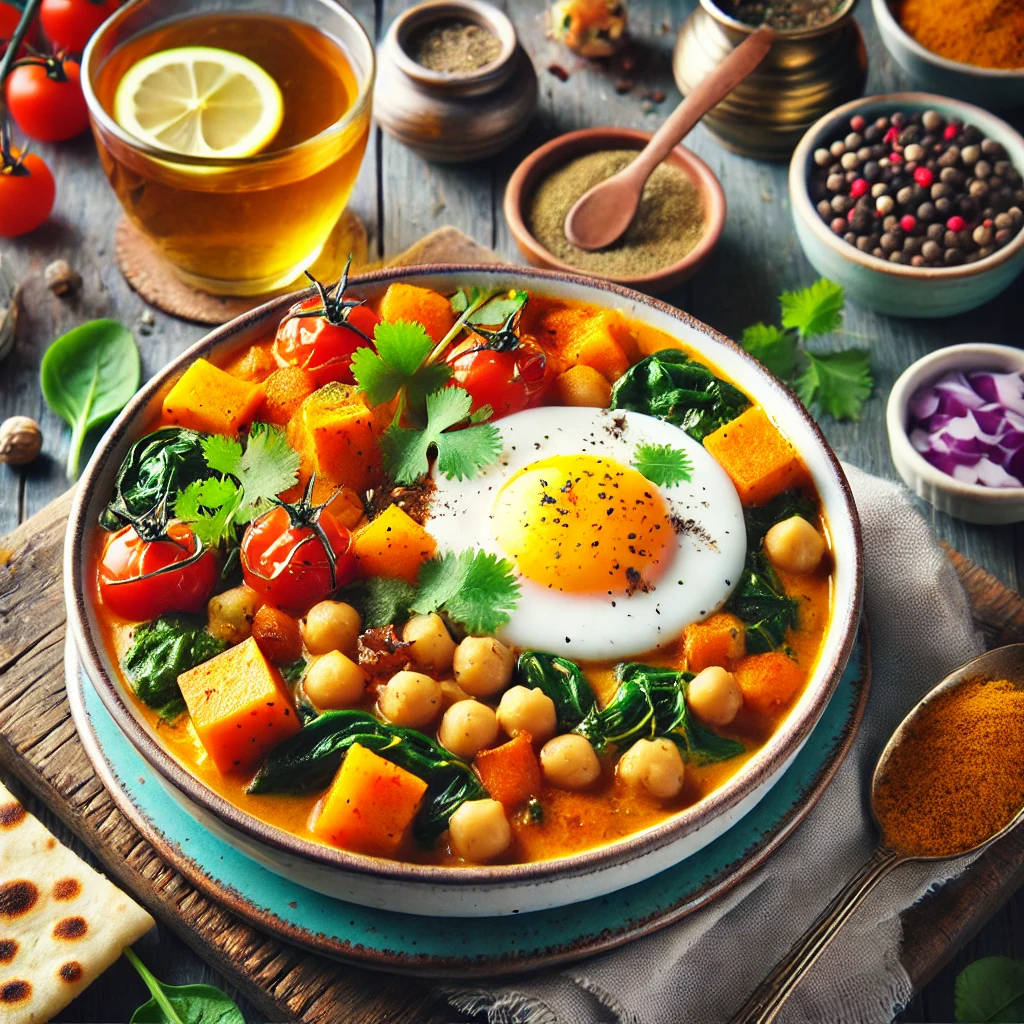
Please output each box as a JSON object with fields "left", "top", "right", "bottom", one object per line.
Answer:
{"left": 0, "top": 780, "right": 154, "bottom": 1024}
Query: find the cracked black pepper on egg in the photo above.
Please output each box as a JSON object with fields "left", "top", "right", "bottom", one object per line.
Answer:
{"left": 808, "top": 109, "right": 1024, "bottom": 268}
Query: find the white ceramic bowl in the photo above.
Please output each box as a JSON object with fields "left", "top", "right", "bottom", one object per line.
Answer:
{"left": 66, "top": 265, "right": 863, "bottom": 917}
{"left": 887, "top": 343, "right": 1024, "bottom": 525}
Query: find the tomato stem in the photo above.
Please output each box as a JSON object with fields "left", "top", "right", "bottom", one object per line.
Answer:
{"left": 279, "top": 254, "right": 372, "bottom": 340}
{"left": 425, "top": 287, "right": 495, "bottom": 367}
{"left": 0, "top": 0, "right": 45, "bottom": 167}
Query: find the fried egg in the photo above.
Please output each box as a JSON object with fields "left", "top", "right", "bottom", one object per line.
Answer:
{"left": 427, "top": 406, "right": 747, "bottom": 660}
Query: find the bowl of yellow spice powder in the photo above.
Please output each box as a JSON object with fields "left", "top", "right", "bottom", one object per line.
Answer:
{"left": 873, "top": 0, "right": 1024, "bottom": 110}
{"left": 504, "top": 127, "right": 726, "bottom": 294}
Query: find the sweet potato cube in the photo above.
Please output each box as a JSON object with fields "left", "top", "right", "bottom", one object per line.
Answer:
{"left": 177, "top": 637, "right": 301, "bottom": 774}
{"left": 163, "top": 358, "right": 265, "bottom": 435}
{"left": 734, "top": 652, "right": 805, "bottom": 717}
{"left": 562, "top": 311, "right": 633, "bottom": 383}
{"left": 313, "top": 743, "right": 427, "bottom": 856}
{"left": 223, "top": 345, "right": 276, "bottom": 383}
{"left": 379, "top": 283, "right": 456, "bottom": 344}
{"left": 352, "top": 504, "right": 436, "bottom": 584}
{"left": 260, "top": 366, "right": 319, "bottom": 425}
{"left": 473, "top": 732, "right": 542, "bottom": 811}
{"left": 682, "top": 612, "right": 747, "bottom": 672}
{"left": 703, "top": 406, "right": 807, "bottom": 506}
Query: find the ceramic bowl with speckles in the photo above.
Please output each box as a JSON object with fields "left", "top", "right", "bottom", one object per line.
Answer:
{"left": 65, "top": 265, "right": 862, "bottom": 918}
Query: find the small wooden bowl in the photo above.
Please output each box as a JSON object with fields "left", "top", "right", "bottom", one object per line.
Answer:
{"left": 503, "top": 127, "right": 726, "bottom": 295}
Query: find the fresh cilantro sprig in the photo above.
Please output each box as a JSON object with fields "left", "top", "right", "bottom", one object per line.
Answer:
{"left": 450, "top": 287, "right": 529, "bottom": 326}
{"left": 632, "top": 443, "right": 693, "bottom": 487}
{"left": 740, "top": 279, "right": 873, "bottom": 422}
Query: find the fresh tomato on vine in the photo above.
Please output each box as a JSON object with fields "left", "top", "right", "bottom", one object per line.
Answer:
{"left": 6, "top": 54, "right": 88, "bottom": 141}
{"left": 40, "top": 0, "right": 117, "bottom": 54}
{"left": 273, "top": 258, "right": 381, "bottom": 387}
{"left": 99, "top": 520, "right": 217, "bottom": 621}
{"left": 0, "top": 150, "right": 55, "bottom": 238}
{"left": 240, "top": 478, "right": 356, "bottom": 614}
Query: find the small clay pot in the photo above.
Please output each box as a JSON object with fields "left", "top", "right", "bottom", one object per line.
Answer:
{"left": 374, "top": 0, "right": 538, "bottom": 163}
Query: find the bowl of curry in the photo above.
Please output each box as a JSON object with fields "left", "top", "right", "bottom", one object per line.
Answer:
{"left": 65, "top": 265, "right": 862, "bottom": 917}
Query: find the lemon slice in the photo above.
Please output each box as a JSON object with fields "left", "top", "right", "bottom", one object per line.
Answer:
{"left": 113, "top": 46, "right": 284, "bottom": 159}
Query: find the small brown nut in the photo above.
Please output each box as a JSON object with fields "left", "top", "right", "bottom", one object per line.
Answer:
{"left": 44, "top": 259, "right": 81, "bottom": 298}
{"left": 0, "top": 416, "right": 41, "bottom": 465}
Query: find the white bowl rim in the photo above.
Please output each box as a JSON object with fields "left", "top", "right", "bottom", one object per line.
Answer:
{"left": 790, "top": 91, "right": 1024, "bottom": 281}
{"left": 65, "top": 262, "right": 863, "bottom": 889}
{"left": 886, "top": 342, "right": 1024, "bottom": 503}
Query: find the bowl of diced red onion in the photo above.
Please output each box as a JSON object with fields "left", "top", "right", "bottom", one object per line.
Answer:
{"left": 887, "top": 343, "right": 1024, "bottom": 524}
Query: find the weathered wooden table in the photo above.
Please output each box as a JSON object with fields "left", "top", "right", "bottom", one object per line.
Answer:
{"left": 2, "top": 0, "right": 1022, "bottom": 1020}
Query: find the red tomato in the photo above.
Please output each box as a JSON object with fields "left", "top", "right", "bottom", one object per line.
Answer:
{"left": 273, "top": 296, "right": 381, "bottom": 387}
{"left": 241, "top": 504, "right": 356, "bottom": 614}
{"left": 1, "top": 1, "right": 42, "bottom": 57}
{"left": 6, "top": 59, "right": 89, "bottom": 142}
{"left": 98, "top": 521, "right": 217, "bottom": 621}
{"left": 40, "top": 0, "right": 117, "bottom": 53}
{"left": 0, "top": 152, "right": 55, "bottom": 238}
{"left": 447, "top": 335, "right": 547, "bottom": 419}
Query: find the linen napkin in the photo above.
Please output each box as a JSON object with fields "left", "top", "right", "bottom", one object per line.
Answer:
{"left": 443, "top": 464, "right": 986, "bottom": 1024}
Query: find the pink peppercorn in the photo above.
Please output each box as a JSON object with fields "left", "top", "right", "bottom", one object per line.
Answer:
{"left": 914, "top": 166, "right": 934, "bottom": 187}
{"left": 947, "top": 215, "right": 967, "bottom": 232}
{"left": 944, "top": 124, "right": 958, "bottom": 140}
{"left": 850, "top": 178, "right": 869, "bottom": 198}
{"left": 889, "top": 152, "right": 903, "bottom": 163}
{"left": 851, "top": 114, "right": 866, "bottom": 132}
{"left": 884, "top": 126, "right": 899, "bottom": 144}
{"left": 900, "top": 214, "right": 916, "bottom": 232}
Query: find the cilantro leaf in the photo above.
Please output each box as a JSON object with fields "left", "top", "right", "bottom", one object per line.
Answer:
{"left": 202, "top": 434, "right": 243, "bottom": 477}
{"left": 173, "top": 476, "right": 241, "bottom": 547}
{"left": 795, "top": 349, "right": 873, "bottom": 421}
{"left": 380, "top": 386, "right": 502, "bottom": 485}
{"left": 740, "top": 323, "right": 799, "bottom": 379}
{"left": 233, "top": 423, "right": 301, "bottom": 523}
{"left": 632, "top": 443, "right": 693, "bottom": 487}
{"left": 362, "top": 576, "right": 417, "bottom": 628}
{"left": 780, "top": 279, "right": 845, "bottom": 339}
{"left": 412, "top": 549, "right": 521, "bottom": 634}
{"left": 351, "top": 320, "right": 452, "bottom": 413}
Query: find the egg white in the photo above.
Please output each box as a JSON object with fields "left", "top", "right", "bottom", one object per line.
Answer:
{"left": 427, "top": 406, "right": 747, "bottom": 660}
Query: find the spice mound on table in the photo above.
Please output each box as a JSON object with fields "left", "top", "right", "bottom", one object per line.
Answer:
{"left": 409, "top": 18, "right": 502, "bottom": 73}
{"left": 527, "top": 150, "right": 706, "bottom": 277}
{"left": 896, "top": 0, "right": 1024, "bottom": 71}
{"left": 808, "top": 109, "right": 1024, "bottom": 268}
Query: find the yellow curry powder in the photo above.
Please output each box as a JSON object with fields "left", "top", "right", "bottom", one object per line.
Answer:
{"left": 897, "top": 0, "right": 1024, "bottom": 70}
{"left": 873, "top": 677, "right": 1024, "bottom": 858}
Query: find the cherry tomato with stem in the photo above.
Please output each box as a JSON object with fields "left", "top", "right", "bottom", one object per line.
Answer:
{"left": 447, "top": 333, "right": 547, "bottom": 419}
{"left": 39, "top": 0, "right": 117, "bottom": 54}
{"left": 0, "top": 150, "right": 55, "bottom": 238}
{"left": 6, "top": 55, "right": 88, "bottom": 141}
{"left": 98, "top": 520, "right": 217, "bottom": 621}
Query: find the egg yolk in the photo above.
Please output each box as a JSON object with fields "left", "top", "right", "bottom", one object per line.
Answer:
{"left": 491, "top": 454, "right": 674, "bottom": 595}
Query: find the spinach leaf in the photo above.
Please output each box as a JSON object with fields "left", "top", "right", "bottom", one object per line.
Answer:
{"left": 610, "top": 349, "right": 750, "bottom": 442}
{"left": 575, "top": 663, "right": 744, "bottom": 765}
{"left": 743, "top": 489, "right": 818, "bottom": 547}
{"left": 40, "top": 319, "right": 141, "bottom": 480}
{"left": 515, "top": 651, "right": 596, "bottom": 732}
{"left": 727, "top": 551, "right": 799, "bottom": 653}
{"left": 100, "top": 427, "right": 211, "bottom": 533}
{"left": 125, "top": 948, "right": 244, "bottom": 1024}
{"left": 247, "top": 710, "right": 487, "bottom": 845}
{"left": 122, "top": 616, "right": 227, "bottom": 720}
{"left": 954, "top": 957, "right": 1024, "bottom": 1023}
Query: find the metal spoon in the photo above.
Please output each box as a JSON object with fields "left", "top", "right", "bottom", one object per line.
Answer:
{"left": 729, "top": 643, "right": 1024, "bottom": 1024}
{"left": 563, "top": 26, "right": 775, "bottom": 252}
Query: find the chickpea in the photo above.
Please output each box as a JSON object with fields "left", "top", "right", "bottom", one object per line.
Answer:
{"left": 438, "top": 700, "right": 499, "bottom": 760}
{"left": 440, "top": 679, "right": 472, "bottom": 708}
{"left": 207, "top": 586, "right": 259, "bottom": 645}
{"left": 378, "top": 670, "right": 443, "bottom": 729}
{"left": 617, "top": 738, "right": 685, "bottom": 799}
{"left": 555, "top": 364, "right": 612, "bottom": 408}
{"left": 301, "top": 601, "right": 361, "bottom": 657}
{"left": 496, "top": 686, "right": 557, "bottom": 744}
{"left": 403, "top": 613, "right": 456, "bottom": 673}
{"left": 687, "top": 666, "right": 743, "bottom": 726}
{"left": 448, "top": 798, "right": 512, "bottom": 863}
{"left": 539, "top": 734, "right": 601, "bottom": 791}
{"left": 453, "top": 636, "right": 515, "bottom": 697}
{"left": 304, "top": 651, "right": 367, "bottom": 710}
{"left": 764, "top": 516, "right": 826, "bottom": 575}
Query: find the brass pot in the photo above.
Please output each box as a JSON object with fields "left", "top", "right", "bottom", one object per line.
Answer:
{"left": 673, "top": 0, "right": 868, "bottom": 160}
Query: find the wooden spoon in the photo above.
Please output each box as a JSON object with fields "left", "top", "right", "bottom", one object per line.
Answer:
{"left": 563, "top": 25, "right": 776, "bottom": 252}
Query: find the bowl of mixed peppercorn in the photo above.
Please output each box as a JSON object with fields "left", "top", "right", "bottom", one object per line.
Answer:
{"left": 790, "top": 93, "right": 1024, "bottom": 317}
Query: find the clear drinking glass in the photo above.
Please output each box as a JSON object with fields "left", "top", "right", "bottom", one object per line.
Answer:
{"left": 82, "top": 0, "right": 375, "bottom": 296}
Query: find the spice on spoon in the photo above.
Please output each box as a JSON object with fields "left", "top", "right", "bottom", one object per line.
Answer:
{"left": 527, "top": 150, "right": 706, "bottom": 276}
{"left": 409, "top": 19, "right": 502, "bottom": 73}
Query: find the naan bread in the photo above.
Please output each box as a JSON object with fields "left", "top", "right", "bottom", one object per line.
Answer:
{"left": 0, "top": 780, "right": 154, "bottom": 1023}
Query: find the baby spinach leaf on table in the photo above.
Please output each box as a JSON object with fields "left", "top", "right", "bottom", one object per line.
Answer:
{"left": 122, "top": 616, "right": 227, "bottom": 720}
{"left": 610, "top": 349, "right": 750, "bottom": 442}
{"left": 743, "top": 490, "right": 818, "bottom": 547}
{"left": 125, "top": 947, "right": 243, "bottom": 1024}
{"left": 954, "top": 957, "right": 1024, "bottom": 1023}
{"left": 516, "top": 651, "right": 597, "bottom": 732}
{"left": 247, "top": 710, "right": 486, "bottom": 844}
{"left": 40, "top": 319, "right": 141, "bottom": 480}
{"left": 727, "top": 551, "right": 798, "bottom": 654}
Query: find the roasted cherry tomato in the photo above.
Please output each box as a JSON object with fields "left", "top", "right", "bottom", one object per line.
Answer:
{"left": 6, "top": 57, "right": 88, "bottom": 142}
{"left": 39, "top": 0, "right": 118, "bottom": 53}
{"left": 0, "top": 151, "right": 55, "bottom": 238}
{"left": 98, "top": 521, "right": 217, "bottom": 621}
{"left": 241, "top": 502, "right": 356, "bottom": 615}
{"left": 446, "top": 334, "right": 547, "bottom": 419}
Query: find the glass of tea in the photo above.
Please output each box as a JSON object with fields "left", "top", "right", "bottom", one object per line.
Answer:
{"left": 82, "top": 0, "right": 374, "bottom": 296}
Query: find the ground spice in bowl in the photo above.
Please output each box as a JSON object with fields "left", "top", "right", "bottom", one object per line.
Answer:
{"left": 726, "top": 0, "right": 846, "bottom": 31}
{"left": 896, "top": 0, "right": 1024, "bottom": 71}
{"left": 873, "top": 676, "right": 1024, "bottom": 859}
{"left": 526, "top": 150, "right": 706, "bottom": 277}
{"left": 408, "top": 18, "right": 503, "bottom": 73}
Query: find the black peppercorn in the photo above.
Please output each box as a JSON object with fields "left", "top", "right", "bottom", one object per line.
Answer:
{"left": 926, "top": 223, "right": 945, "bottom": 242}
{"left": 863, "top": 160, "right": 881, "bottom": 182}
{"left": 826, "top": 173, "right": 845, "bottom": 192}
{"left": 921, "top": 239, "right": 941, "bottom": 261}
{"left": 934, "top": 197, "right": 953, "bottom": 218}
{"left": 856, "top": 235, "right": 873, "bottom": 252}
{"left": 944, "top": 248, "right": 965, "bottom": 266}
{"left": 917, "top": 201, "right": 937, "bottom": 221}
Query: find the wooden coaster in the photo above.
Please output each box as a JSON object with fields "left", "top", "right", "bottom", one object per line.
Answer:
{"left": 114, "top": 209, "right": 370, "bottom": 326}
